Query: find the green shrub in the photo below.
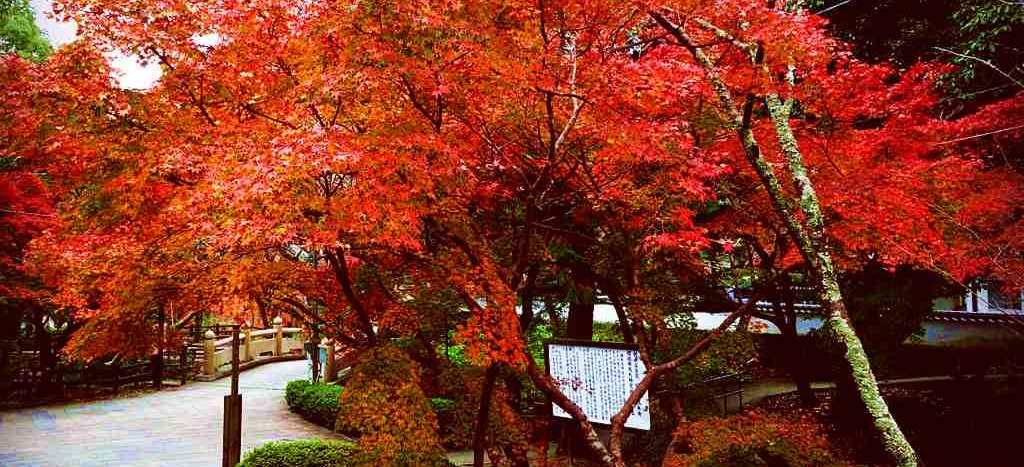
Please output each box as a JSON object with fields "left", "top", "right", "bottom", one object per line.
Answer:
{"left": 237, "top": 439, "right": 357, "bottom": 467}
{"left": 429, "top": 397, "right": 455, "bottom": 412}
{"left": 285, "top": 380, "right": 312, "bottom": 406}
{"left": 285, "top": 380, "right": 342, "bottom": 428}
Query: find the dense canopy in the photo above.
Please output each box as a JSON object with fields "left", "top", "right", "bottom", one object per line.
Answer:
{"left": 3, "top": 1, "right": 1022, "bottom": 466}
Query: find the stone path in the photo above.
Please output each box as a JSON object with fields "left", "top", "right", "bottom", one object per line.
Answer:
{"left": 3, "top": 364, "right": 997, "bottom": 467}
{"left": 0, "top": 360, "right": 344, "bottom": 467}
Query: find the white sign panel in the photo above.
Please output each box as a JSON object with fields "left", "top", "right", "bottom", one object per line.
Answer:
{"left": 547, "top": 342, "right": 650, "bottom": 430}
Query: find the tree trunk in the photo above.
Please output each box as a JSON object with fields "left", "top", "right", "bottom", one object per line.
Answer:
{"left": 602, "top": 283, "right": 636, "bottom": 344}
{"left": 525, "top": 359, "right": 616, "bottom": 467}
{"left": 660, "top": 397, "right": 688, "bottom": 467}
{"left": 255, "top": 298, "right": 271, "bottom": 328}
{"left": 474, "top": 364, "right": 500, "bottom": 467}
{"left": 779, "top": 280, "right": 815, "bottom": 407}
{"left": 780, "top": 310, "right": 815, "bottom": 407}
{"left": 31, "top": 309, "right": 57, "bottom": 393}
{"left": 535, "top": 418, "right": 550, "bottom": 467}
{"left": 567, "top": 300, "right": 594, "bottom": 340}
{"left": 765, "top": 94, "right": 917, "bottom": 466}
{"left": 646, "top": 14, "right": 916, "bottom": 464}
{"left": 476, "top": 264, "right": 538, "bottom": 467}
{"left": 545, "top": 298, "right": 564, "bottom": 336}
{"left": 325, "top": 248, "right": 377, "bottom": 345}
{"left": 608, "top": 304, "right": 754, "bottom": 466}
{"left": 567, "top": 267, "right": 595, "bottom": 340}
{"left": 153, "top": 308, "right": 165, "bottom": 389}
{"left": 823, "top": 293, "right": 917, "bottom": 464}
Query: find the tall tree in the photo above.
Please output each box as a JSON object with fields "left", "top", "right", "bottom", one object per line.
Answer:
{"left": 9, "top": 1, "right": 1023, "bottom": 465}
{"left": 0, "top": 0, "right": 51, "bottom": 61}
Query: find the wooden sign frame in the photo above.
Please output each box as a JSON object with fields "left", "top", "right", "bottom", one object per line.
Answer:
{"left": 543, "top": 339, "right": 651, "bottom": 431}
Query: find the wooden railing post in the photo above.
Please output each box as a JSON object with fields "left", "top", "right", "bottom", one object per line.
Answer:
{"left": 273, "top": 316, "right": 283, "bottom": 356}
{"left": 180, "top": 345, "right": 189, "bottom": 386}
{"left": 153, "top": 308, "right": 165, "bottom": 389}
{"left": 324, "top": 339, "right": 337, "bottom": 383}
{"left": 204, "top": 330, "right": 217, "bottom": 376}
{"left": 112, "top": 359, "right": 121, "bottom": 394}
{"left": 242, "top": 322, "right": 252, "bottom": 362}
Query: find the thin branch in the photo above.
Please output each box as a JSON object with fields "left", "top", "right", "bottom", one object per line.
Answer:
{"left": 935, "top": 46, "right": 1024, "bottom": 90}
{"left": 242, "top": 103, "right": 299, "bottom": 129}
{"left": 0, "top": 209, "right": 55, "bottom": 218}
{"left": 934, "top": 122, "right": 1024, "bottom": 145}
{"left": 693, "top": 17, "right": 757, "bottom": 58}
{"left": 553, "top": 38, "right": 584, "bottom": 153}
{"left": 817, "top": 0, "right": 857, "bottom": 15}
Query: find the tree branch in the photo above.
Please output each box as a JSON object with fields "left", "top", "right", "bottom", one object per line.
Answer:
{"left": 325, "top": 249, "right": 378, "bottom": 345}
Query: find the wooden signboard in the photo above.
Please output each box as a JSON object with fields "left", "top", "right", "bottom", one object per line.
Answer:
{"left": 545, "top": 340, "right": 650, "bottom": 430}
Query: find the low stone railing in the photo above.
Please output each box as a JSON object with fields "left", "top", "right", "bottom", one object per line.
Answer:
{"left": 318, "top": 340, "right": 358, "bottom": 383}
{"left": 199, "top": 317, "right": 305, "bottom": 380}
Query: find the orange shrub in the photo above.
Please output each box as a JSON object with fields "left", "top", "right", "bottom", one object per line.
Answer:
{"left": 663, "top": 411, "right": 847, "bottom": 467}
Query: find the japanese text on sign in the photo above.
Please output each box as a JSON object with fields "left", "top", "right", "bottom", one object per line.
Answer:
{"left": 546, "top": 342, "right": 650, "bottom": 430}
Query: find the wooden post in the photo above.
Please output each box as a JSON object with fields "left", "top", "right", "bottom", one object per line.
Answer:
{"left": 180, "top": 345, "right": 189, "bottom": 386}
{"left": 112, "top": 359, "right": 121, "bottom": 394}
{"left": 324, "top": 339, "right": 336, "bottom": 383}
{"left": 242, "top": 322, "right": 252, "bottom": 362}
{"left": 153, "top": 308, "right": 165, "bottom": 389}
{"left": 222, "top": 325, "right": 242, "bottom": 467}
{"left": 231, "top": 325, "right": 240, "bottom": 396}
{"left": 204, "top": 330, "right": 217, "bottom": 376}
{"left": 273, "top": 316, "right": 283, "bottom": 356}
{"left": 222, "top": 394, "right": 242, "bottom": 467}
{"left": 150, "top": 353, "right": 163, "bottom": 390}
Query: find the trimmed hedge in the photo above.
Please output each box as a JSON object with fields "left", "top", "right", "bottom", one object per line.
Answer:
{"left": 237, "top": 439, "right": 357, "bottom": 467}
{"left": 285, "top": 380, "right": 343, "bottom": 428}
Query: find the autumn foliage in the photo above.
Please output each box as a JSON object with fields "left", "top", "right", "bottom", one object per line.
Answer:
{"left": 3, "top": 0, "right": 1010, "bottom": 361}
{"left": 663, "top": 411, "right": 847, "bottom": 467}
{"left": 2, "top": 0, "right": 1023, "bottom": 465}
{"left": 335, "top": 345, "right": 448, "bottom": 466}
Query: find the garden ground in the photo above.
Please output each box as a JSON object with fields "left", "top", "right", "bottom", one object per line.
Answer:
{"left": 0, "top": 360, "right": 342, "bottom": 467}
{"left": 757, "top": 377, "right": 1024, "bottom": 467}
{"left": 3, "top": 358, "right": 1020, "bottom": 466}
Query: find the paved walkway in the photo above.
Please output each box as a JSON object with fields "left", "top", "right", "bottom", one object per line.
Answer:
{"left": 0, "top": 360, "right": 344, "bottom": 467}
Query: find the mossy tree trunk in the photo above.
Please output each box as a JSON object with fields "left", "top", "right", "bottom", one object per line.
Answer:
{"left": 764, "top": 95, "right": 917, "bottom": 466}
{"left": 649, "top": 11, "right": 917, "bottom": 466}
